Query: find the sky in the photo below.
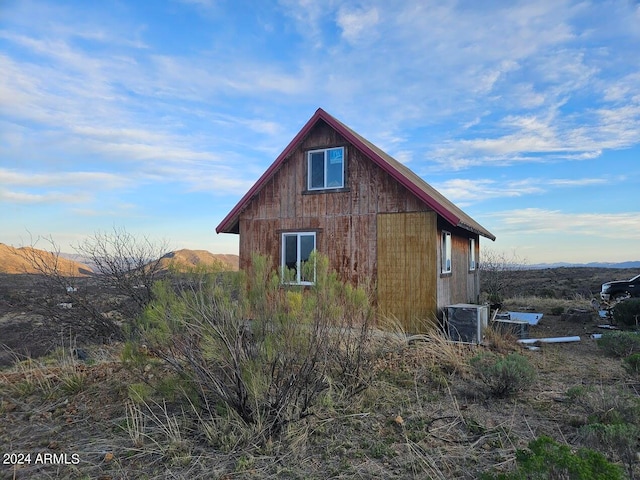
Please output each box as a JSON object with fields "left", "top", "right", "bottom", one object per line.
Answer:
{"left": 1, "top": 0, "right": 639, "bottom": 265}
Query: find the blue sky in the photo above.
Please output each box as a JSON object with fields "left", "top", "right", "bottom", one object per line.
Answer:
{"left": 1, "top": 0, "right": 639, "bottom": 264}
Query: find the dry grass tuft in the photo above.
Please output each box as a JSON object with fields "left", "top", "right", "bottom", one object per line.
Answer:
{"left": 502, "top": 294, "right": 594, "bottom": 315}
{"left": 483, "top": 325, "right": 521, "bottom": 354}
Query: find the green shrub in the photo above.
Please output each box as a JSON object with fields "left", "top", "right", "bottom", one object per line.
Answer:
{"left": 565, "top": 383, "right": 640, "bottom": 477}
{"left": 579, "top": 423, "right": 639, "bottom": 480}
{"left": 469, "top": 352, "right": 536, "bottom": 398}
{"left": 566, "top": 384, "right": 640, "bottom": 426}
{"left": 612, "top": 298, "right": 640, "bottom": 327}
{"left": 622, "top": 353, "right": 640, "bottom": 376}
{"left": 129, "top": 252, "right": 379, "bottom": 442}
{"left": 538, "top": 288, "right": 556, "bottom": 299}
{"left": 481, "top": 435, "right": 624, "bottom": 480}
{"left": 597, "top": 330, "right": 640, "bottom": 357}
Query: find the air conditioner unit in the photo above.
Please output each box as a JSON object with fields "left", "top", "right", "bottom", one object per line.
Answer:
{"left": 445, "top": 304, "right": 489, "bottom": 344}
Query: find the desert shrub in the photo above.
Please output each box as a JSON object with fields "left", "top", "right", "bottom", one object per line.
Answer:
{"left": 469, "top": 352, "right": 536, "bottom": 398}
{"left": 550, "top": 306, "right": 564, "bottom": 315}
{"left": 538, "top": 288, "right": 556, "bottom": 299}
{"left": 579, "top": 423, "right": 639, "bottom": 479}
{"left": 566, "top": 384, "right": 640, "bottom": 477}
{"left": 566, "top": 384, "right": 640, "bottom": 426}
{"left": 130, "top": 252, "right": 379, "bottom": 442}
{"left": 481, "top": 435, "right": 624, "bottom": 480}
{"left": 623, "top": 353, "right": 640, "bottom": 376}
{"left": 597, "top": 331, "right": 640, "bottom": 357}
{"left": 612, "top": 298, "right": 640, "bottom": 327}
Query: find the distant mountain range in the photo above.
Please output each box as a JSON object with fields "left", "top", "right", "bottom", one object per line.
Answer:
{"left": 527, "top": 261, "right": 640, "bottom": 269}
{"left": 2, "top": 241, "right": 635, "bottom": 274}
{"left": 0, "top": 243, "right": 93, "bottom": 275}
{"left": 0, "top": 243, "right": 239, "bottom": 275}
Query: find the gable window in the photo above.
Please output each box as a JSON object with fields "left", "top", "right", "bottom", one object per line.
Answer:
{"left": 469, "top": 238, "right": 476, "bottom": 271}
{"left": 441, "top": 231, "right": 452, "bottom": 274}
{"left": 282, "top": 232, "right": 316, "bottom": 284}
{"left": 308, "top": 147, "right": 344, "bottom": 190}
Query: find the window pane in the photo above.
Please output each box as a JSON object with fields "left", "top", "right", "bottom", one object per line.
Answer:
{"left": 442, "top": 232, "right": 452, "bottom": 273}
{"left": 299, "top": 234, "right": 315, "bottom": 261}
{"left": 299, "top": 234, "right": 315, "bottom": 283}
{"left": 309, "top": 152, "right": 325, "bottom": 189}
{"left": 326, "top": 148, "right": 343, "bottom": 187}
{"left": 285, "top": 235, "right": 297, "bottom": 273}
{"left": 469, "top": 239, "right": 476, "bottom": 270}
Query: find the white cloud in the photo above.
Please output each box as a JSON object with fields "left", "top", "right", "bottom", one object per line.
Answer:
{"left": 434, "top": 178, "right": 543, "bottom": 206}
{"left": 0, "top": 168, "right": 130, "bottom": 189}
{"left": 0, "top": 188, "right": 89, "bottom": 205}
{"left": 486, "top": 208, "right": 640, "bottom": 240}
{"left": 336, "top": 6, "right": 379, "bottom": 44}
{"left": 434, "top": 176, "right": 611, "bottom": 205}
{"left": 546, "top": 178, "right": 608, "bottom": 187}
{"left": 277, "top": 0, "right": 336, "bottom": 49}
{"left": 428, "top": 101, "right": 640, "bottom": 170}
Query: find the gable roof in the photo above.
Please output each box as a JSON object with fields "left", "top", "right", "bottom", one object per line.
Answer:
{"left": 216, "top": 108, "right": 495, "bottom": 241}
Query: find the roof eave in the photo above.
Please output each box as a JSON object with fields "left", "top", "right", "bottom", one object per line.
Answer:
{"left": 458, "top": 222, "right": 496, "bottom": 241}
{"left": 216, "top": 108, "right": 496, "bottom": 242}
{"left": 313, "top": 111, "right": 463, "bottom": 227}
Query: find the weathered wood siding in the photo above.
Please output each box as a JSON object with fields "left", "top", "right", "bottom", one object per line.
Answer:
{"left": 377, "top": 211, "right": 437, "bottom": 331}
{"left": 237, "top": 119, "right": 479, "bottom": 330}
{"left": 436, "top": 220, "right": 481, "bottom": 311}
{"left": 238, "top": 119, "right": 427, "bottom": 285}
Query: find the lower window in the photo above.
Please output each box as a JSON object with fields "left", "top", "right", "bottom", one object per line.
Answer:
{"left": 282, "top": 232, "right": 316, "bottom": 284}
{"left": 442, "top": 231, "right": 452, "bottom": 274}
{"left": 469, "top": 238, "right": 476, "bottom": 271}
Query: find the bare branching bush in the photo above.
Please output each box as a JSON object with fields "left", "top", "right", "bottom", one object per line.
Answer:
{"left": 128, "top": 252, "right": 378, "bottom": 442}
{"left": 76, "top": 227, "right": 170, "bottom": 317}
{"left": 480, "top": 248, "right": 527, "bottom": 304}
{"left": 18, "top": 228, "right": 170, "bottom": 342}
{"left": 18, "top": 234, "right": 123, "bottom": 341}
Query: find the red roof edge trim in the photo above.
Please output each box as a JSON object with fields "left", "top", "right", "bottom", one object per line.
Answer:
{"left": 217, "top": 108, "right": 494, "bottom": 240}
{"left": 314, "top": 110, "right": 461, "bottom": 227}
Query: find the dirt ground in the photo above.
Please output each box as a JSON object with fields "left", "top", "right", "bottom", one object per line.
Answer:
{"left": 0, "top": 274, "right": 100, "bottom": 366}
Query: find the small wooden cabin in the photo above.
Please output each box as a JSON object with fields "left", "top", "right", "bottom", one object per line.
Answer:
{"left": 216, "top": 108, "right": 495, "bottom": 332}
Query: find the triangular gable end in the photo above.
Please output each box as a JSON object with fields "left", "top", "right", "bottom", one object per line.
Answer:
{"left": 216, "top": 108, "right": 495, "bottom": 241}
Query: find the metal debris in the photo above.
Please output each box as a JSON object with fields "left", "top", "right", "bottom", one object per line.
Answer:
{"left": 518, "top": 336, "right": 581, "bottom": 344}
{"left": 508, "top": 312, "right": 543, "bottom": 325}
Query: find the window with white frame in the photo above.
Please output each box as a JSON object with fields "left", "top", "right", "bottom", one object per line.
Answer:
{"left": 282, "top": 232, "right": 316, "bottom": 284}
{"left": 307, "top": 147, "right": 345, "bottom": 190}
{"left": 441, "top": 231, "right": 452, "bottom": 274}
{"left": 469, "top": 238, "right": 476, "bottom": 271}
